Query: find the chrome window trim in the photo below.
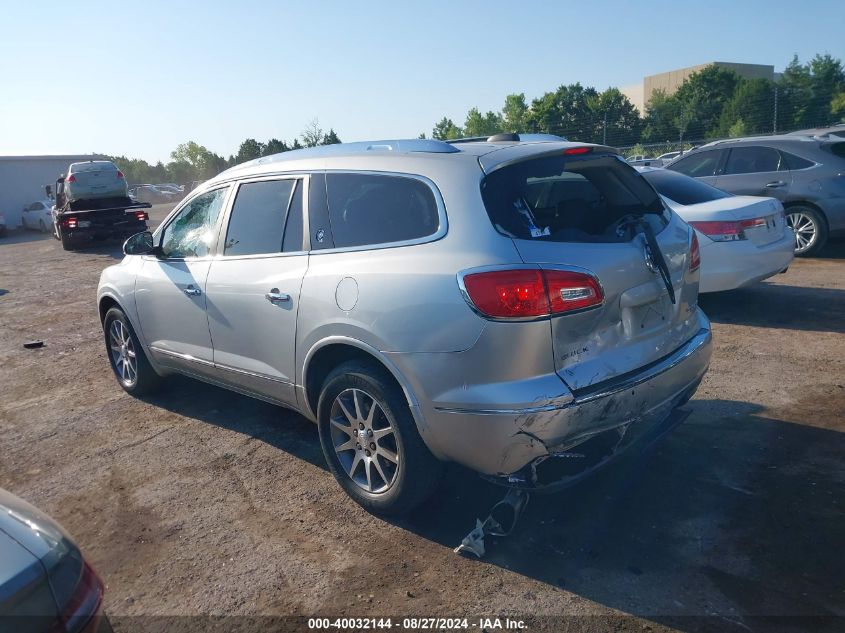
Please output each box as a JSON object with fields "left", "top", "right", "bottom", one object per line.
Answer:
{"left": 456, "top": 263, "right": 605, "bottom": 323}
{"left": 218, "top": 174, "right": 305, "bottom": 259}
{"left": 308, "top": 169, "right": 449, "bottom": 255}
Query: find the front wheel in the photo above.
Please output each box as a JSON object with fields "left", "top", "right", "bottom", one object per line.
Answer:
{"left": 39, "top": 219, "right": 48, "bottom": 233}
{"left": 103, "top": 307, "right": 161, "bottom": 396}
{"left": 317, "top": 360, "right": 442, "bottom": 516}
{"left": 786, "top": 206, "right": 827, "bottom": 257}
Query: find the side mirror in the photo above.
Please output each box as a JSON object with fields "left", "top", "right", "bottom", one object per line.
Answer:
{"left": 123, "top": 231, "right": 157, "bottom": 256}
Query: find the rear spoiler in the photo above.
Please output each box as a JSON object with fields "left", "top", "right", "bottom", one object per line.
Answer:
{"left": 478, "top": 143, "right": 621, "bottom": 174}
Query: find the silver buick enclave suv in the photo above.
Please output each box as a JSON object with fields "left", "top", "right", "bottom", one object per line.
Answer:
{"left": 97, "top": 134, "right": 712, "bottom": 514}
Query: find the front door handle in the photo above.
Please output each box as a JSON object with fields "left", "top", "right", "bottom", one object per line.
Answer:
{"left": 765, "top": 180, "right": 787, "bottom": 188}
{"left": 183, "top": 285, "right": 202, "bottom": 296}
{"left": 265, "top": 288, "right": 291, "bottom": 303}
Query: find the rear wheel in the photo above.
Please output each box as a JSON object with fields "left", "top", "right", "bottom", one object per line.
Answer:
{"left": 786, "top": 206, "right": 827, "bottom": 257}
{"left": 103, "top": 307, "right": 161, "bottom": 396}
{"left": 38, "top": 219, "right": 47, "bottom": 233}
{"left": 317, "top": 360, "right": 442, "bottom": 515}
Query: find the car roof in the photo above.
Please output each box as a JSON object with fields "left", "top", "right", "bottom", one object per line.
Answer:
{"left": 207, "top": 136, "right": 620, "bottom": 186}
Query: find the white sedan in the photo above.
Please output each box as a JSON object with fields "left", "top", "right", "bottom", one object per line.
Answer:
{"left": 637, "top": 167, "right": 794, "bottom": 293}
{"left": 21, "top": 199, "right": 55, "bottom": 232}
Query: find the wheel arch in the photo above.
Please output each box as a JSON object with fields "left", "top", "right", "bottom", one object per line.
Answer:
{"left": 783, "top": 200, "right": 829, "bottom": 228}
{"left": 98, "top": 294, "right": 122, "bottom": 324}
{"left": 301, "top": 337, "right": 428, "bottom": 436}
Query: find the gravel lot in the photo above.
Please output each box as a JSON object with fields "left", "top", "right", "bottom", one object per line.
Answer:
{"left": 1, "top": 206, "right": 843, "bottom": 632}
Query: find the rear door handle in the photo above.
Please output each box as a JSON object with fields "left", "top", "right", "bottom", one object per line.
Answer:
{"left": 765, "top": 180, "right": 786, "bottom": 188}
{"left": 265, "top": 289, "right": 291, "bottom": 303}
{"left": 183, "top": 285, "right": 201, "bottom": 296}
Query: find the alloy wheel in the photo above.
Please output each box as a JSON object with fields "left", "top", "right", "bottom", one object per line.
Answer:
{"left": 786, "top": 211, "right": 817, "bottom": 254}
{"left": 109, "top": 319, "right": 137, "bottom": 386}
{"left": 329, "top": 388, "right": 399, "bottom": 494}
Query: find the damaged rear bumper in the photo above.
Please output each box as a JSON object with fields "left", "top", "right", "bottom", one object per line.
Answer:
{"left": 423, "top": 327, "right": 712, "bottom": 479}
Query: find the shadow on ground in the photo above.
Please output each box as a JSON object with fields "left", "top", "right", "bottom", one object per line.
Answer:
{"left": 699, "top": 282, "right": 845, "bottom": 333}
{"left": 144, "top": 375, "right": 844, "bottom": 631}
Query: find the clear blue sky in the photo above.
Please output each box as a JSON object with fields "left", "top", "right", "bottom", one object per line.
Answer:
{"left": 1, "top": 0, "right": 842, "bottom": 163}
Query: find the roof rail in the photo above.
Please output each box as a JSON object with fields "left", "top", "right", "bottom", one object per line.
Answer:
{"left": 446, "top": 133, "right": 568, "bottom": 144}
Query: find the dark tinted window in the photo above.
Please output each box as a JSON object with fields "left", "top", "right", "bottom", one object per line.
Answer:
{"left": 282, "top": 180, "right": 304, "bottom": 252}
{"left": 224, "top": 179, "right": 295, "bottom": 256}
{"left": 781, "top": 150, "right": 815, "bottom": 169}
{"left": 482, "top": 154, "right": 665, "bottom": 243}
{"left": 641, "top": 169, "right": 731, "bottom": 206}
{"left": 667, "top": 150, "right": 723, "bottom": 177}
{"left": 325, "top": 174, "right": 439, "bottom": 248}
{"left": 724, "top": 146, "right": 783, "bottom": 175}
{"left": 830, "top": 143, "right": 845, "bottom": 159}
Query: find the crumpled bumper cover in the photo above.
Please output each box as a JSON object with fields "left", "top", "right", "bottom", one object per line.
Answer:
{"left": 427, "top": 327, "right": 712, "bottom": 477}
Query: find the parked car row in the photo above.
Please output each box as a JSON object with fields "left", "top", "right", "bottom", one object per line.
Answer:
{"left": 664, "top": 134, "right": 845, "bottom": 256}
{"left": 128, "top": 184, "right": 185, "bottom": 205}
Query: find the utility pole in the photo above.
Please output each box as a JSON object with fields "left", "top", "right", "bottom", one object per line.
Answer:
{"left": 773, "top": 86, "right": 779, "bottom": 134}
{"left": 602, "top": 112, "right": 607, "bottom": 145}
{"left": 679, "top": 112, "right": 685, "bottom": 149}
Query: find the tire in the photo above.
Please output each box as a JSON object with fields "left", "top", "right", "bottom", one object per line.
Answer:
{"left": 317, "top": 360, "right": 442, "bottom": 516}
{"left": 103, "top": 307, "right": 161, "bottom": 396}
{"left": 59, "top": 230, "right": 80, "bottom": 251}
{"left": 786, "top": 205, "right": 828, "bottom": 257}
{"left": 38, "top": 219, "right": 47, "bottom": 233}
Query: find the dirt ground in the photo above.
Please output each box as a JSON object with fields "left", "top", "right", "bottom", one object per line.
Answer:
{"left": 1, "top": 207, "right": 843, "bottom": 633}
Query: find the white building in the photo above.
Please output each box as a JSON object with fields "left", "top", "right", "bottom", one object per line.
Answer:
{"left": 0, "top": 154, "right": 99, "bottom": 227}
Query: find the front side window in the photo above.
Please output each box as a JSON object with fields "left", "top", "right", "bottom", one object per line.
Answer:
{"left": 641, "top": 169, "right": 731, "bottom": 206}
{"left": 667, "top": 150, "right": 723, "bottom": 177}
{"left": 160, "top": 187, "right": 228, "bottom": 258}
{"left": 325, "top": 173, "right": 440, "bottom": 248}
{"left": 723, "top": 146, "right": 783, "bottom": 175}
{"left": 224, "top": 179, "right": 296, "bottom": 256}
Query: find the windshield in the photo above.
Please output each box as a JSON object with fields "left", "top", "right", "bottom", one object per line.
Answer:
{"left": 481, "top": 153, "right": 666, "bottom": 243}
{"left": 641, "top": 168, "right": 731, "bottom": 206}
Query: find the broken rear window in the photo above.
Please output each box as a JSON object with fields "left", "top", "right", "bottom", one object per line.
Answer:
{"left": 481, "top": 153, "right": 667, "bottom": 243}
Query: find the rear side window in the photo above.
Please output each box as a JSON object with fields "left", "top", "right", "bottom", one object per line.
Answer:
{"left": 481, "top": 154, "right": 665, "bottom": 243}
{"left": 780, "top": 151, "right": 815, "bottom": 170}
{"left": 641, "top": 169, "right": 731, "bottom": 206}
{"left": 830, "top": 143, "right": 845, "bottom": 159}
{"left": 224, "top": 179, "right": 296, "bottom": 256}
{"left": 723, "top": 146, "right": 784, "bottom": 174}
{"left": 325, "top": 173, "right": 439, "bottom": 248}
{"left": 667, "top": 150, "right": 723, "bottom": 177}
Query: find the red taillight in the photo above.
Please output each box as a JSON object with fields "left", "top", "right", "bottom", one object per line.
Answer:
{"left": 689, "top": 220, "right": 745, "bottom": 241}
{"left": 563, "top": 146, "right": 591, "bottom": 155}
{"left": 66, "top": 174, "right": 76, "bottom": 183}
{"left": 64, "top": 217, "right": 78, "bottom": 229}
{"left": 116, "top": 170, "right": 124, "bottom": 179}
{"left": 689, "top": 232, "right": 701, "bottom": 273}
{"left": 462, "top": 268, "right": 603, "bottom": 319}
{"left": 54, "top": 561, "right": 103, "bottom": 633}
{"left": 135, "top": 211, "right": 148, "bottom": 221}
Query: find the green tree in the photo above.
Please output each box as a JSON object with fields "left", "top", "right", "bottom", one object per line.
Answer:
{"left": 587, "top": 87, "right": 642, "bottom": 145}
{"left": 831, "top": 91, "right": 845, "bottom": 121}
{"left": 501, "top": 93, "right": 529, "bottom": 133}
{"left": 321, "top": 129, "right": 341, "bottom": 145}
{"left": 672, "top": 65, "right": 741, "bottom": 138}
{"left": 233, "top": 138, "right": 265, "bottom": 164}
{"left": 464, "top": 107, "right": 502, "bottom": 137}
{"left": 716, "top": 77, "right": 775, "bottom": 136}
{"left": 432, "top": 117, "right": 463, "bottom": 140}
{"left": 264, "top": 138, "right": 290, "bottom": 155}
{"left": 526, "top": 83, "right": 598, "bottom": 140}
{"left": 169, "top": 141, "right": 221, "bottom": 180}
{"left": 778, "top": 55, "right": 813, "bottom": 129}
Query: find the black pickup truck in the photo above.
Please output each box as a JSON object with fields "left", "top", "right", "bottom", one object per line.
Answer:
{"left": 49, "top": 175, "right": 152, "bottom": 251}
